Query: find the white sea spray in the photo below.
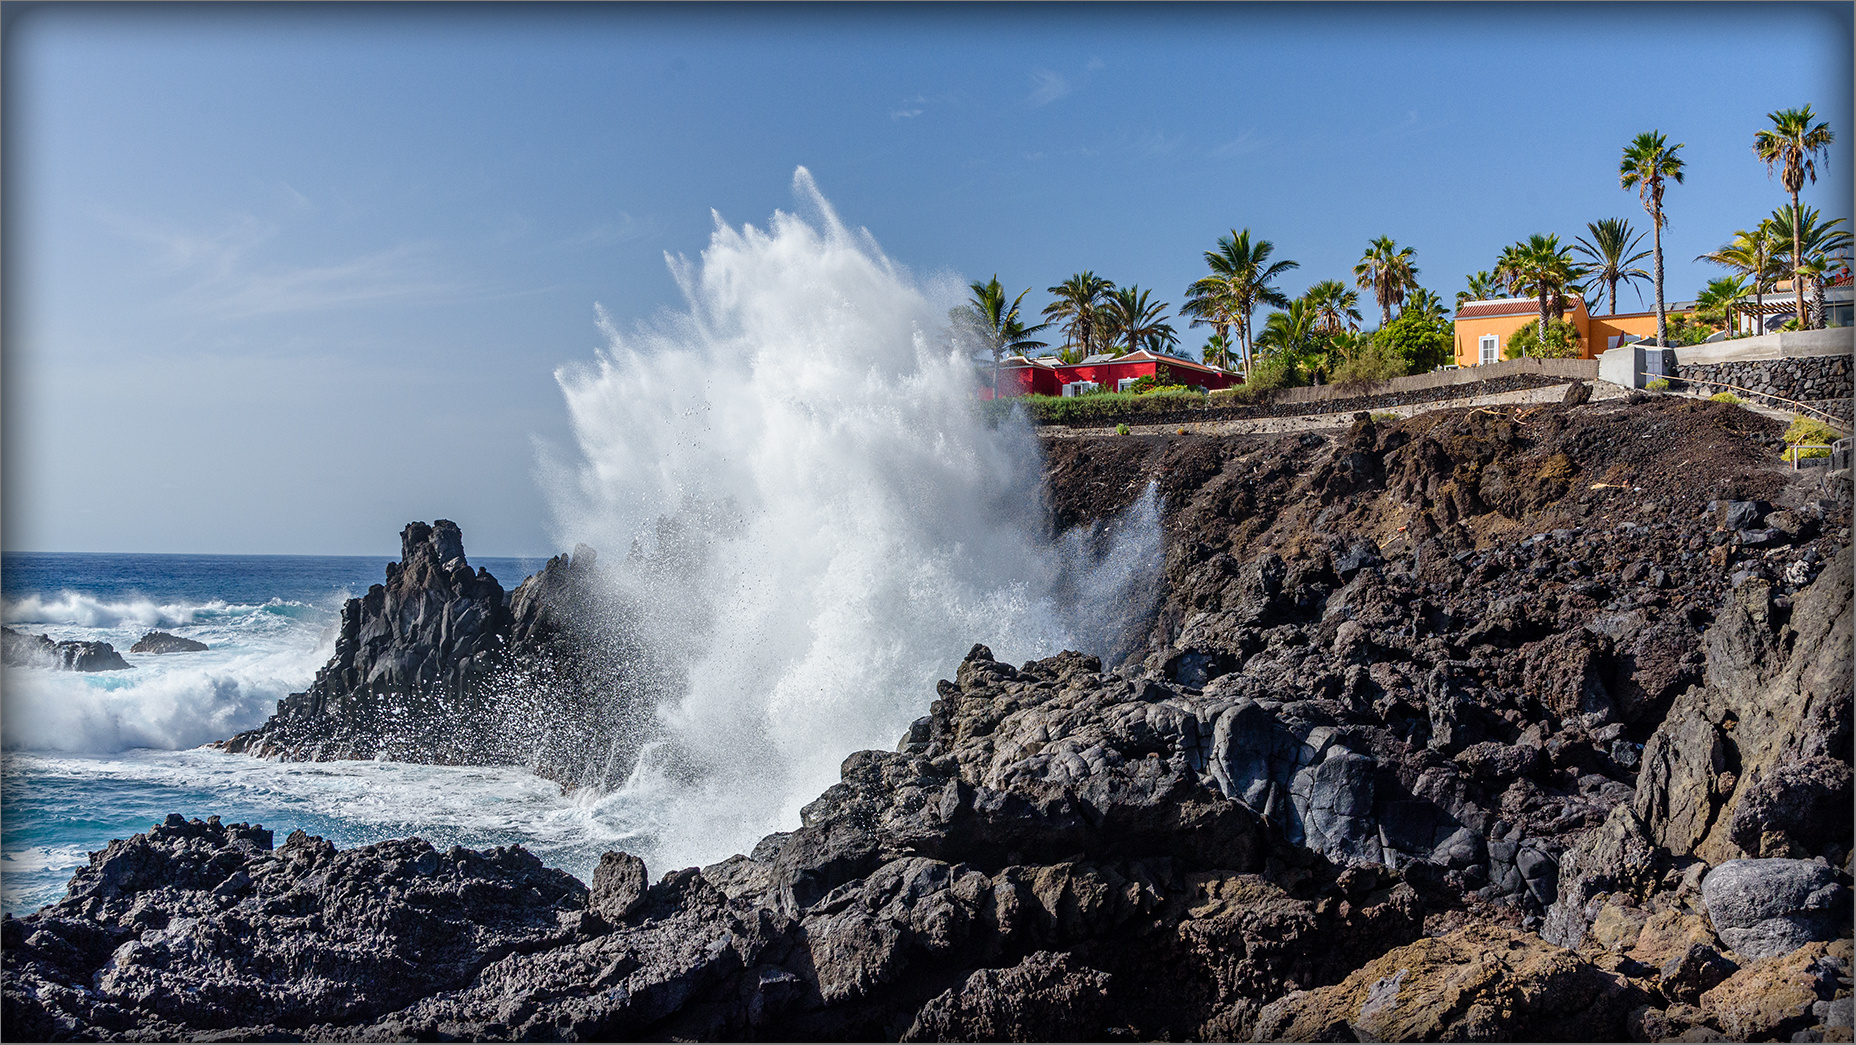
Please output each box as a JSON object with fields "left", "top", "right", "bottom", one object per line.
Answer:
{"left": 541, "top": 168, "right": 1162, "bottom": 871}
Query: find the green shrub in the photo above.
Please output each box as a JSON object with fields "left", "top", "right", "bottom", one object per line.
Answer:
{"left": 988, "top": 388, "right": 1208, "bottom": 425}
{"left": 1645, "top": 378, "right": 1670, "bottom": 392}
{"left": 1115, "top": 423, "right": 1132, "bottom": 435}
{"left": 1502, "top": 318, "right": 1584, "bottom": 359}
{"left": 1331, "top": 340, "right": 1410, "bottom": 388}
{"left": 1782, "top": 416, "right": 1844, "bottom": 461}
{"left": 1370, "top": 411, "right": 1401, "bottom": 423}
{"left": 1709, "top": 391, "right": 1744, "bottom": 405}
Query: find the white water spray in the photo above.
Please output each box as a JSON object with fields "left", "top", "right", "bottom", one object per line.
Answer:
{"left": 543, "top": 169, "right": 1161, "bottom": 870}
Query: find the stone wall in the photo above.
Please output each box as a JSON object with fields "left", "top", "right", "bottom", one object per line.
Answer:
{"left": 1674, "top": 353, "right": 1853, "bottom": 424}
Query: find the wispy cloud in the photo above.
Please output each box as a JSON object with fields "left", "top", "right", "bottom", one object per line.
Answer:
{"left": 102, "top": 210, "right": 473, "bottom": 321}
{"left": 562, "top": 212, "right": 658, "bottom": 248}
{"left": 1213, "top": 131, "right": 1265, "bottom": 158}
{"left": 890, "top": 107, "right": 924, "bottom": 120}
{"left": 1027, "top": 68, "right": 1070, "bottom": 107}
{"left": 1085, "top": 56, "right": 1105, "bottom": 72}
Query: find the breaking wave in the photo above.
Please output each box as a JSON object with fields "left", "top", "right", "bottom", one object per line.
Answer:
{"left": 541, "top": 168, "right": 1163, "bottom": 869}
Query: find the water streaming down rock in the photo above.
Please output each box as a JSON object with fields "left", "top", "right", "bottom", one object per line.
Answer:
{"left": 540, "top": 168, "right": 1163, "bottom": 870}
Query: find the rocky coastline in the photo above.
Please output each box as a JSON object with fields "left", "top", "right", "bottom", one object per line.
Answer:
{"left": 5, "top": 393, "right": 1852, "bottom": 1041}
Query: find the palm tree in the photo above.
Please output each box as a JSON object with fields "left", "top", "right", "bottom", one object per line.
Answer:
{"left": 1354, "top": 236, "right": 1420, "bottom": 328}
{"left": 1303, "top": 280, "right": 1363, "bottom": 334}
{"left": 1767, "top": 205, "right": 1852, "bottom": 328}
{"left": 1457, "top": 270, "right": 1505, "bottom": 307}
{"left": 960, "top": 276, "right": 1050, "bottom": 397}
{"left": 1496, "top": 234, "right": 1590, "bottom": 356}
{"left": 1200, "top": 331, "right": 1233, "bottom": 369}
{"left": 1619, "top": 130, "right": 1687, "bottom": 346}
{"left": 1694, "top": 276, "right": 1750, "bottom": 335}
{"left": 1402, "top": 286, "right": 1449, "bottom": 325}
{"left": 1254, "top": 299, "right": 1319, "bottom": 378}
{"left": 1181, "top": 229, "right": 1298, "bottom": 374}
{"left": 1103, "top": 286, "right": 1173, "bottom": 355}
{"left": 1698, "top": 221, "right": 1782, "bottom": 335}
{"left": 1043, "top": 272, "right": 1115, "bottom": 363}
{"left": 1573, "top": 218, "right": 1653, "bottom": 316}
{"left": 1754, "top": 105, "right": 1837, "bottom": 329}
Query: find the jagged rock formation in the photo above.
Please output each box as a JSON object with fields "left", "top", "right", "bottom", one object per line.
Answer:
{"left": 217, "top": 522, "right": 655, "bottom": 788}
{"left": 2, "top": 627, "right": 131, "bottom": 671}
{"left": 129, "top": 631, "right": 208, "bottom": 654}
{"left": 8, "top": 394, "right": 1851, "bottom": 1041}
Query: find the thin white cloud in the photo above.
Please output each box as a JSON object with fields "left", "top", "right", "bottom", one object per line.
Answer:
{"left": 1027, "top": 68, "right": 1070, "bottom": 107}
{"left": 101, "top": 210, "right": 472, "bottom": 320}
{"left": 1085, "top": 56, "right": 1105, "bottom": 72}
{"left": 1214, "top": 131, "right": 1264, "bottom": 157}
{"left": 562, "top": 212, "right": 657, "bottom": 248}
{"left": 890, "top": 108, "right": 924, "bottom": 120}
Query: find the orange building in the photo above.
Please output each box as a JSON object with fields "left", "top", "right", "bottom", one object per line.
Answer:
{"left": 1452, "top": 296, "right": 1689, "bottom": 367}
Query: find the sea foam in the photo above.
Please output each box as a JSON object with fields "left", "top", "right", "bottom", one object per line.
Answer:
{"left": 541, "top": 169, "right": 1162, "bottom": 870}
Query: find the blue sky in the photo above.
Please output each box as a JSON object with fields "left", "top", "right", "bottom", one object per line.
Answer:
{"left": 5, "top": 2, "right": 1851, "bottom": 556}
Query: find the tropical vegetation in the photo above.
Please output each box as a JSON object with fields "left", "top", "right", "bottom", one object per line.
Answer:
{"left": 1754, "top": 105, "right": 1837, "bottom": 328}
{"left": 1573, "top": 218, "right": 1653, "bottom": 316}
{"left": 1619, "top": 130, "right": 1687, "bottom": 346}
{"left": 1353, "top": 236, "right": 1420, "bottom": 328}
{"left": 1180, "top": 229, "right": 1298, "bottom": 374}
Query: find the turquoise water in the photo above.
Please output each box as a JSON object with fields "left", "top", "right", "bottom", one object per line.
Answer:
{"left": 0, "top": 552, "right": 660, "bottom": 915}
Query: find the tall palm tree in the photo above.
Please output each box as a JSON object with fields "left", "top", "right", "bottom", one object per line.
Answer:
{"left": 1103, "top": 286, "right": 1173, "bottom": 355}
{"left": 1619, "top": 130, "right": 1687, "bottom": 347}
{"left": 1754, "top": 105, "right": 1837, "bottom": 328}
{"left": 1043, "top": 272, "right": 1115, "bottom": 363}
{"left": 1573, "top": 218, "right": 1654, "bottom": 316}
{"left": 1181, "top": 229, "right": 1298, "bottom": 373}
{"left": 1457, "top": 270, "right": 1505, "bottom": 307}
{"left": 1303, "top": 280, "right": 1363, "bottom": 334}
{"left": 1698, "top": 221, "right": 1782, "bottom": 335}
{"left": 1496, "top": 234, "right": 1590, "bottom": 356}
{"left": 1353, "top": 236, "right": 1420, "bottom": 327}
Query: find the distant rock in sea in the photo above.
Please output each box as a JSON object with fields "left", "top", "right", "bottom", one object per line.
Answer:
{"left": 2, "top": 627, "right": 131, "bottom": 671}
{"left": 129, "top": 631, "right": 209, "bottom": 654}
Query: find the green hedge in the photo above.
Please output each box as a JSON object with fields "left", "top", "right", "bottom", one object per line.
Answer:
{"left": 982, "top": 388, "right": 1208, "bottom": 425}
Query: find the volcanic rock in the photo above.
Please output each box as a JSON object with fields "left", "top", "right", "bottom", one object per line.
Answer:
{"left": 1702, "top": 858, "right": 1852, "bottom": 961}
{"left": 2, "top": 627, "right": 131, "bottom": 671}
{"left": 129, "top": 631, "right": 208, "bottom": 654}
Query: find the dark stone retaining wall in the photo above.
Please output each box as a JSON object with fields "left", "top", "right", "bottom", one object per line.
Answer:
{"left": 1675, "top": 354, "right": 1853, "bottom": 423}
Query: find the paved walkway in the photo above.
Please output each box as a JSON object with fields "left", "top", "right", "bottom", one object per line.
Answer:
{"left": 1042, "top": 381, "right": 1634, "bottom": 439}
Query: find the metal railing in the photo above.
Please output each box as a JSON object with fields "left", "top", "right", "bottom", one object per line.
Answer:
{"left": 1668, "top": 374, "right": 1852, "bottom": 430}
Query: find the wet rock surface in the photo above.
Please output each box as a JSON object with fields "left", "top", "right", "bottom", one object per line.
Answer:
{"left": 3, "top": 627, "right": 132, "bottom": 671}
{"left": 128, "top": 631, "right": 209, "bottom": 654}
{"left": 9, "top": 395, "right": 1852, "bottom": 1041}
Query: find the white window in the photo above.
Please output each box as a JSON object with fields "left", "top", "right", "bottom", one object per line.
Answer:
{"left": 1117, "top": 377, "right": 1139, "bottom": 392}
{"left": 1479, "top": 334, "right": 1498, "bottom": 365}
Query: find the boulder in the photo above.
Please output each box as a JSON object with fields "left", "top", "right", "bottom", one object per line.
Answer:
{"left": 1697, "top": 938, "right": 1852, "bottom": 1041}
{"left": 901, "top": 951, "right": 1112, "bottom": 1042}
{"left": 53, "top": 641, "right": 130, "bottom": 672}
{"left": 1701, "top": 858, "right": 1852, "bottom": 961}
{"left": 1248, "top": 923, "right": 1648, "bottom": 1042}
{"left": 129, "top": 631, "right": 208, "bottom": 654}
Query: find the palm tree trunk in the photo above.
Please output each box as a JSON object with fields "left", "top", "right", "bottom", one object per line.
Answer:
{"left": 1608, "top": 275, "right": 1618, "bottom": 317}
{"left": 1538, "top": 292, "right": 1549, "bottom": 359}
{"left": 1792, "top": 190, "right": 1806, "bottom": 329}
{"left": 1653, "top": 214, "right": 1667, "bottom": 347}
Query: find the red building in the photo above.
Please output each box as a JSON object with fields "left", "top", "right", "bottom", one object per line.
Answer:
{"left": 979, "top": 349, "right": 1240, "bottom": 398}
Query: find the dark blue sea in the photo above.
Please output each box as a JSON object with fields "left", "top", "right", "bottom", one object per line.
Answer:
{"left": 0, "top": 551, "right": 650, "bottom": 916}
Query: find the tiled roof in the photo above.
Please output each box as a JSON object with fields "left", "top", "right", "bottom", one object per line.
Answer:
{"left": 1455, "top": 296, "right": 1589, "bottom": 320}
{"left": 1455, "top": 298, "right": 1540, "bottom": 319}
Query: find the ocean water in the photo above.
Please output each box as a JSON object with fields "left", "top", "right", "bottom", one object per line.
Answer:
{"left": 2, "top": 173, "right": 1166, "bottom": 918}
{"left": 0, "top": 551, "right": 593, "bottom": 916}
